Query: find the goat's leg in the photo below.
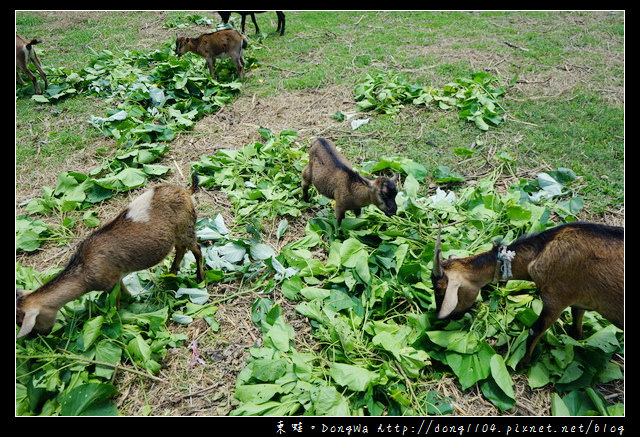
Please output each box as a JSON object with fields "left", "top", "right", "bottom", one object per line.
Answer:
{"left": 241, "top": 14, "right": 247, "bottom": 33}
{"left": 190, "top": 243, "right": 205, "bottom": 283}
{"left": 171, "top": 246, "right": 187, "bottom": 275}
{"left": 249, "top": 13, "right": 260, "bottom": 34}
{"left": 19, "top": 66, "right": 42, "bottom": 94}
{"left": 570, "top": 306, "right": 585, "bottom": 339}
{"left": 31, "top": 53, "right": 48, "bottom": 91}
{"left": 206, "top": 58, "right": 217, "bottom": 78}
{"left": 301, "top": 168, "right": 311, "bottom": 202}
{"left": 334, "top": 204, "right": 346, "bottom": 228}
{"left": 231, "top": 54, "right": 245, "bottom": 78}
{"left": 523, "top": 299, "right": 565, "bottom": 364}
{"left": 276, "top": 11, "right": 285, "bottom": 35}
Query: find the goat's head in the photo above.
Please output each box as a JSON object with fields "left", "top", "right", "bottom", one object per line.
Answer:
{"left": 431, "top": 228, "right": 486, "bottom": 319}
{"left": 16, "top": 289, "right": 56, "bottom": 338}
{"left": 368, "top": 174, "right": 399, "bottom": 218}
{"left": 174, "top": 36, "right": 190, "bottom": 56}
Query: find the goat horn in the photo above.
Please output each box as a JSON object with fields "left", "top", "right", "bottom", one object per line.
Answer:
{"left": 433, "top": 224, "right": 443, "bottom": 277}
{"left": 17, "top": 308, "right": 39, "bottom": 338}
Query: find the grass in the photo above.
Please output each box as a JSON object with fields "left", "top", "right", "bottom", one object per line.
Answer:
{"left": 16, "top": 12, "right": 625, "bottom": 218}
{"left": 15, "top": 10, "right": 624, "bottom": 416}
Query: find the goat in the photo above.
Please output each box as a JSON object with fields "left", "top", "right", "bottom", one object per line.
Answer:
{"left": 16, "top": 175, "right": 205, "bottom": 338}
{"left": 218, "top": 11, "right": 285, "bottom": 36}
{"left": 431, "top": 222, "right": 624, "bottom": 363}
{"left": 175, "top": 29, "right": 247, "bottom": 78}
{"left": 16, "top": 33, "right": 48, "bottom": 95}
{"left": 302, "top": 137, "right": 399, "bottom": 227}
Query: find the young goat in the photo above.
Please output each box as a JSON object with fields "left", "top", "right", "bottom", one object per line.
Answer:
{"left": 175, "top": 29, "right": 247, "bottom": 78}
{"left": 16, "top": 176, "right": 205, "bottom": 338}
{"left": 302, "top": 137, "right": 399, "bottom": 227}
{"left": 431, "top": 222, "right": 624, "bottom": 363}
{"left": 218, "top": 11, "right": 285, "bottom": 36}
{"left": 16, "top": 33, "right": 48, "bottom": 94}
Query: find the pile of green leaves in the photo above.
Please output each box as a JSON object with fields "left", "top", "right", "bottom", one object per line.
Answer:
{"left": 83, "top": 45, "right": 242, "bottom": 147}
{"left": 192, "top": 128, "right": 621, "bottom": 416}
{"left": 193, "top": 128, "right": 306, "bottom": 228}
{"left": 17, "top": 41, "right": 246, "bottom": 253}
{"left": 354, "top": 70, "right": 507, "bottom": 130}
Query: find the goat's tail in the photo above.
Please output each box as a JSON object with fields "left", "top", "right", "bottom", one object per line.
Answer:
{"left": 242, "top": 36, "right": 248, "bottom": 50}
{"left": 26, "top": 39, "right": 43, "bottom": 50}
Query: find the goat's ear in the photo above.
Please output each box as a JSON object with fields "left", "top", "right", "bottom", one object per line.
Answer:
{"left": 365, "top": 178, "right": 378, "bottom": 192}
{"left": 17, "top": 309, "right": 39, "bottom": 338}
{"left": 437, "top": 279, "right": 461, "bottom": 319}
{"left": 390, "top": 173, "right": 399, "bottom": 183}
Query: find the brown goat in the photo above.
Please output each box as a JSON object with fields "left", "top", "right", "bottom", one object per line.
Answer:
{"left": 218, "top": 11, "right": 285, "bottom": 36}
{"left": 175, "top": 29, "right": 247, "bottom": 78}
{"left": 431, "top": 222, "right": 624, "bottom": 363}
{"left": 16, "top": 33, "right": 48, "bottom": 94}
{"left": 16, "top": 176, "right": 205, "bottom": 338}
{"left": 302, "top": 137, "right": 399, "bottom": 227}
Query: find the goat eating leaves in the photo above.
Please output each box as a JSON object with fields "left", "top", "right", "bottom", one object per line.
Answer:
{"left": 175, "top": 29, "right": 247, "bottom": 78}
{"left": 16, "top": 176, "right": 205, "bottom": 338}
{"left": 301, "top": 137, "right": 399, "bottom": 228}
{"left": 431, "top": 222, "right": 624, "bottom": 363}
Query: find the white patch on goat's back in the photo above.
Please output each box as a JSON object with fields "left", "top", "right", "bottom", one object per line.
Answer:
{"left": 125, "top": 188, "right": 155, "bottom": 222}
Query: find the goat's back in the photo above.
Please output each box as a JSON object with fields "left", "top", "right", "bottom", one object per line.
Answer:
{"left": 74, "top": 185, "right": 197, "bottom": 289}
{"left": 525, "top": 223, "right": 624, "bottom": 328}
{"left": 306, "top": 138, "right": 365, "bottom": 198}
{"left": 198, "top": 29, "right": 245, "bottom": 53}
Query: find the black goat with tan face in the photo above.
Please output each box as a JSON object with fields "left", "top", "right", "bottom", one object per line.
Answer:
{"left": 302, "top": 138, "right": 399, "bottom": 227}
{"left": 16, "top": 176, "right": 205, "bottom": 339}
{"left": 431, "top": 222, "right": 624, "bottom": 363}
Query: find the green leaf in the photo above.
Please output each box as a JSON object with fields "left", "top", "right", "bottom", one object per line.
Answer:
{"left": 583, "top": 325, "right": 620, "bottom": 354}
{"left": 251, "top": 359, "right": 288, "bottom": 382}
{"left": 551, "top": 393, "right": 571, "bottom": 416}
{"left": 445, "top": 341, "right": 494, "bottom": 390}
{"left": 427, "top": 330, "right": 479, "bottom": 354}
{"left": 235, "top": 384, "right": 283, "bottom": 404}
{"left": 339, "top": 238, "right": 367, "bottom": 267}
{"left": 149, "top": 86, "right": 166, "bottom": 106}
{"left": 16, "top": 229, "right": 42, "bottom": 252}
{"left": 250, "top": 243, "right": 276, "bottom": 260}
{"left": 433, "top": 165, "right": 464, "bottom": 183}
{"left": 263, "top": 316, "right": 294, "bottom": 352}
{"left": 31, "top": 94, "right": 50, "bottom": 103}
{"left": 175, "top": 287, "right": 210, "bottom": 305}
{"left": 82, "top": 315, "right": 104, "bottom": 351}
{"left": 276, "top": 218, "right": 289, "bottom": 239}
{"left": 489, "top": 354, "right": 515, "bottom": 400}
{"left": 313, "top": 386, "right": 351, "bottom": 415}
{"left": 329, "top": 363, "right": 379, "bottom": 392}
{"left": 59, "top": 383, "right": 119, "bottom": 416}
{"left": 95, "top": 340, "right": 123, "bottom": 379}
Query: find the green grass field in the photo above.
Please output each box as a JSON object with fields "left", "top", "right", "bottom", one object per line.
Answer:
{"left": 16, "top": 11, "right": 624, "bottom": 216}
{"left": 16, "top": 11, "right": 624, "bottom": 417}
